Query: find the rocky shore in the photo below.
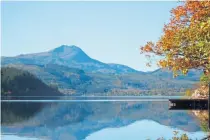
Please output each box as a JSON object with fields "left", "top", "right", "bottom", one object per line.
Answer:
{"left": 191, "top": 85, "right": 208, "bottom": 99}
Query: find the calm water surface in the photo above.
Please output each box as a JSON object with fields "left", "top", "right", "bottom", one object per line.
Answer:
{"left": 1, "top": 96, "right": 207, "bottom": 140}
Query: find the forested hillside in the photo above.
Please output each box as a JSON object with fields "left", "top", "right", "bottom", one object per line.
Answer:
{"left": 1, "top": 67, "right": 62, "bottom": 97}
{"left": 2, "top": 64, "right": 198, "bottom": 95}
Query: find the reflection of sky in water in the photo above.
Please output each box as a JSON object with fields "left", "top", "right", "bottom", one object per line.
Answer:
{"left": 2, "top": 120, "right": 206, "bottom": 140}
{"left": 1, "top": 100, "right": 207, "bottom": 140}
{"left": 85, "top": 120, "right": 206, "bottom": 140}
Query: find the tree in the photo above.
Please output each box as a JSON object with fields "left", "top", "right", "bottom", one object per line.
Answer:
{"left": 200, "top": 73, "right": 210, "bottom": 85}
{"left": 141, "top": 1, "right": 210, "bottom": 77}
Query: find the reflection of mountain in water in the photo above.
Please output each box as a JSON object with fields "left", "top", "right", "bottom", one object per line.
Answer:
{"left": 1, "top": 101, "right": 202, "bottom": 140}
{"left": 1, "top": 102, "right": 45, "bottom": 125}
{"left": 85, "top": 120, "right": 205, "bottom": 140}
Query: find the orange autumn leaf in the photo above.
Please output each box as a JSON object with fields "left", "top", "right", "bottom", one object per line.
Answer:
{"left": 143, "top": 44, "right": 153, "bottom": 52}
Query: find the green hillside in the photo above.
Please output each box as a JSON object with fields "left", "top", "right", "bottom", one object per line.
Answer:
{"left": 1, "top": 67, "right": 62, "bottom": 97}
{"left": 3, "top": 64, "right": 197, "bottom": 96}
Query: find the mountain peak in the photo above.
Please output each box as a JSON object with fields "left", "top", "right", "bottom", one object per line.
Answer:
{"left": 51, "top": 45, "right": 81, "bottom": 53}
{"left": 49, "top": 45, "right": 92, "bottom": 63}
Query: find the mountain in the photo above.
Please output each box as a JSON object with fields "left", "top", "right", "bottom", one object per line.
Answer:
{"left": 2, "top": 63, "right": 197, "bottom": 95}
{"left": 150, "top": 68, "right": 202, "bottom": 81}
{"left": 1, "top": 45, "right": 201, "bottom": 95}
{"left": 2, "top": 45, "right": 139, "bottom": 74}
{"left": 1, "top": 67, "right": 62, "bottom": 97}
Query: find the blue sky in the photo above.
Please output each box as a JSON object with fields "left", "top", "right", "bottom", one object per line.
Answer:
{"left": 1, "top": 1, "right": 180, "bottom": 71}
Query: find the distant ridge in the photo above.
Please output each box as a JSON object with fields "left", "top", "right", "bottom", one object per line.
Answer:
{"left": 2, "top": 45, "right": 139, "bottom": 74}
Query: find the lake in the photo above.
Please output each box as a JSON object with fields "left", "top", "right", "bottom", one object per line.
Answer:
{"left": 1, "top": 96, "right": 207, "bottom": 140}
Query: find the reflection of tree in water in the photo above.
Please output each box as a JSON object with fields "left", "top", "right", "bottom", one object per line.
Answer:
{"left": 191, "top": 110, "right": 209, "bottom": 132}
{"left": 1, "top": 102, "right": 45, "bottom": 125}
